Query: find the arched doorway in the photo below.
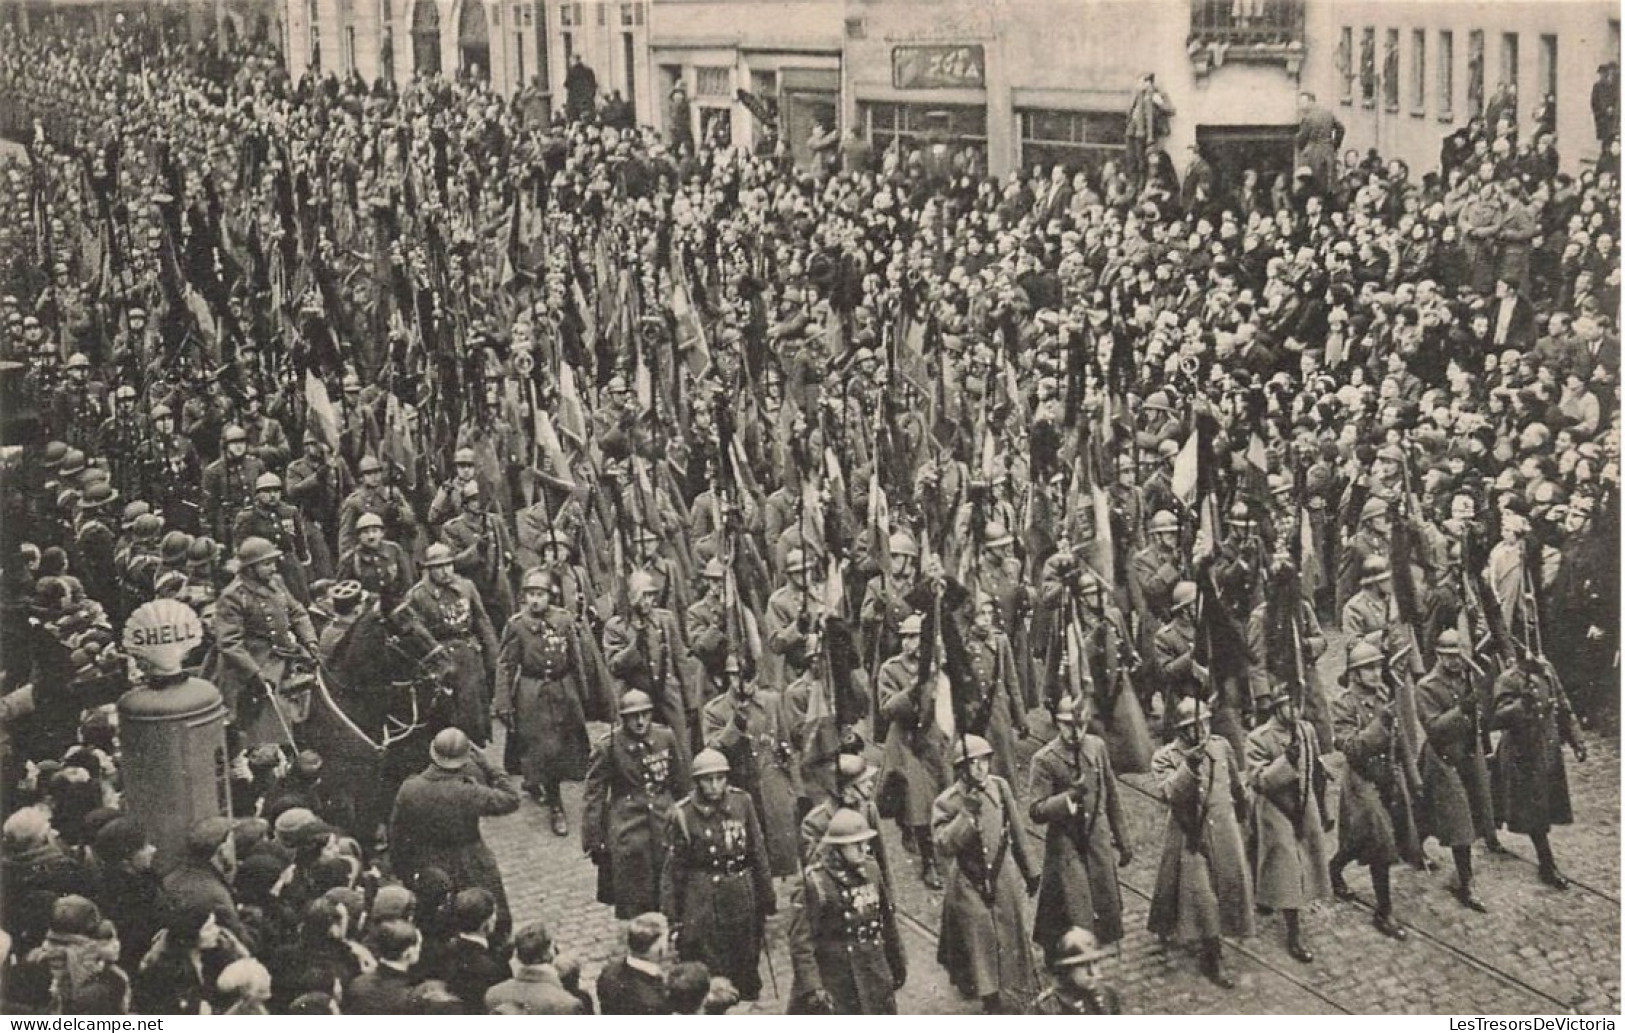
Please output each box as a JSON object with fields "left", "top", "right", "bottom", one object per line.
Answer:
{"left": 411, "top": 0, "right": 440, "bottom": 77}
{"left": 456, "top": 0, "right": 488, "bottom": 81}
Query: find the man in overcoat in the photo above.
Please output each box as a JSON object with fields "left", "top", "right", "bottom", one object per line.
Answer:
{"left": 583, "top": 690, "right": 687, "bottom": 918}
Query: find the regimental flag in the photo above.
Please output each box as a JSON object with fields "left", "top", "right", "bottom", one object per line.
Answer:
{"left": 672, "top": 268, "right": 710, "bottom": 377}
{"left": 305, "top": 370, "right": 341, "bottom": 454}
{"left": 557, "top": 362, "right": 588, "bottom": 446}
{"left": 1170, "top": 427, "right": 1199, "bottom": 507}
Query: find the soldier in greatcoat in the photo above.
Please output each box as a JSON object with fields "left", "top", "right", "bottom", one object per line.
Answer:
{"left": 389, "top": 728, "right": 521, "bottom": 945}
{"left": 962, "top": 591, "right": 1029, "bottom": 782}
{"left": 603, "top": 570, "right": 696, "bottom": 765}
{"left": 583, "top": 690, "right": 687, "bottom": 919}
{"left": 875, "top": 613, "right": 950, "bottom": 890}
{"left": 1244, "top": 683, "right": 1332, "bottom": 964}
{"left": 211, "top": 536, "right": 319, "bottom": 748}
{"left": 1329, "top": 641, "right": 1411, "bottom": 941}
{"left": 495, "top": 568, "right": 593, "bottom": 836}
{"left": 335, "top": 512, "right": 415, "bottom": 607}
{"left": 1027, "top": 693, "right": 1129, "bottom": 961}
{"left": 231, "top": 473, "right": 312, "bottom": 603}
{"left": 1488, "top": 649, "right": 1587, "bottom": 890}
{"left": 401, "top": 543, "right": 500, "bottom": 745}
{"left": 661, "top": 748, "right": 776, "bottom": 1001}
{"left": 799, "top": 752, "right": 891, "bottom": 885}
{"left": 1147, "top": 698, "right": 1254, "bottom": 988}
{"left": 1414, "top": 629, "right": 1494, "bottom": 911}
{"left": 786, "top": 809, "right": 906, "bottom": 1015}
{"left": 932, "top": 734, "right": 1040, "bottom": 1013}
{"left": 701, "top": 655, "right": 801, "bottom": 878}
{"left": 201, "top": 425, "right": 266, "bottom": 545}
{"left": 441, "top": 479, "right": 516, "bottom": 626}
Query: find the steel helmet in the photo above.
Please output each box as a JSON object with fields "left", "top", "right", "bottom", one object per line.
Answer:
{"left": 236, "top": 536, "right": 282, "bottom": 566}
{"left": 898, "top": 613, "right": 924, "bottom": 637}
{"left": 1144, "top": 390, "right": 1172, "bottom": 412}
{"left": 160, "top": 530, "right": 194, "bottom": 563}
{"left": 1346, "top": 641, "right": 1384, "bottom": 670}
{"left": 1435, "top": 629, "right": 1462, "bottom": 655}
{"left": 355, "top": 512, "right": 385, "bottom": 532}
{"left": 423, "top": 543, "right": 455, "bottom": 567}
{"left": 121, "top": 500, "right": 151, "bottom": 526}
{"left": 131, "top": 513, "right": 163, "bottom": 538}
{"left": 150, "top": 404, "right": 173, "bottom": 421}
{"left": 41, "top": 441, "right": 68, "bottom": 467}
{"left": 1174, "top": 697, "right": 1212, "bottom": 728}
{"left": 820, "top": 808, "right": 878, "bottom": 846}
{"left": 1149, "top": 510, "right": 1179, "bottom": 535}
{"left": 221, "top": 424, "right": 247, "bottom": 444}
{"left": 521, "top": 568, "right": 551, "bottom": 592}
{"left": 454, "top": 447, "right": 477, "bottom": 465}
{"left": 1052, "top": 693, "right": 1092, "bottom": 725}
{"left": 1051, "top": 927, "right": 1110, "bottom": 969}
{"left": 951, "top": 734, "right": 994, "bottom": 766}
{"left": 783, "top": 548, "right": 809, "bottom": 573}
{"left": 65, "top": 352, "right": 90, "bottom": 370}
{"left": 1358, "top": 497, "right": 1391, "bottom": 524}
{"left": 1360, "top": 556, "right": 1391, "bottom": 584}
{"left": 618, "top": 689, "right": 655, "bottom": 715}
{"left": 254, "top": 472, "right": 283, "bottom": 492}
{"left": 887, "top": 532, "right": 919, "bottom": 558}
{"left": 1171, "top": 580, "right": 1198, "bottom": 610}
{"left": 627, "top": 570, "right": 658, "bottom": 596}
{"left": 983, "top": 521, "right": 1014, "bottom": 548}
{"left": 430, "top": 727, "right": 472, "bottom": 769}
{"left": 703, "top": 557, "right": 727, "bottom": 579}
{"left": 836, "top": 753, "right": 870, "bottom": 780}
{"left": 358, "top": 455, "right": 384, "bottom": 474}
{"left": 459, "top": 478, "right": 481, "bottom": 498}
{"left": 691, "top": 748, "right": 731, "bottom": 778}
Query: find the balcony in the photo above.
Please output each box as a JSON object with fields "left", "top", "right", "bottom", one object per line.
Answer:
{"left": 1187, "top": 0, "right": 1305, "bottom": 80}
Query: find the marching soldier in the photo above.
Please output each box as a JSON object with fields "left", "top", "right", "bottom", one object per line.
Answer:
{"left": 202, "top": 425, "right": 266, "bottom": 544}
{"left": 1152, "top": 581, "right": 1206, "bottom": 717}
{"left": 1342, "top": 555, "right": 1400, "bottom": 651}
{"left": 53, "top": 352, "right": 105, "bottom": 451}
{"left": 335, "top": 512, "right": 415, "bottom": 607}
{"left": 603, "top": 570, "right": 695, "bottom": 764}
{"left": 876, "top": 613, "right": 950, "bottom": 890}
{"left": 402, "top": 543, "right": 500, "bottom": 745}
{"left": 932, "top": 734, "right": 1041, "bottom": 1013}
{"left": 1027, "top": 693, "right": 1129, "bottom": 961}
{"left": 428, "top": 447, "right": 491, "bottom": 530}
{"left": 285, "top": 429, "right": 352, "bottom": 581}
{"left": 1414, "top": 629, "right": 1494, "bottom": 911}
{"left": 1488, "top": 649, "right": 1587, "bottom": 890}
{"left": 1147, "top": 698, "right": 1255, "bottom": 988}
{"left": 211, "top": 536, "right": 320, "bottom": 748}
{"left": 763, "top": 547, "right": 823, "bottom": 690}
{"left": 1130, "top": 509, "right": 1183, "bottom": 625}
{"left": 236, "top": 386, "right": 290, "bottom": 470}
{"left": 799, "top": 752, "right": 891, "bottom": 883}
{"left": 72, "top": 481, "right": 120, "bottom": 608}
{"left": 583, "top": 689, "right": 687, "bottom": 919}
{"left": 441, "top": 478, "right": 516, "bottom": 626}
{"left": 338, "top": 454, "right": 420, "bottom": 558}
{"left": 1328, "top": 641, "right": 1411, "bottom": 941}
{"left": 963, "top": 590, "right": 1029, "bottom": 781}
{"left": 1244, "top": 683, "right": 1333, "bottom": 963}
{"left": 787, "top": 808, "right": 907, "bottom": 1015}
{"left": 685, "top": 558, "right": 734, "bottom": 697}
{"left": 701, "top": 655, "right": 801, "bottom": 877}
{"left": 494, "top": 568, "right": 592, "bottom": 836}
{"left": 661, "top": 748, "right": 776, "bottom": 1001}
{"left": 860, "top": 533, "right": 919, "bottom": 680}
{"left": 232, "top": 473, "right": 312, "bottom": 603}
{"left": 1029, "top": 928, "right": 1120, "bottom": 1015}
{"left": 1336, "top": 497, "right": 1392, "bottom": 616}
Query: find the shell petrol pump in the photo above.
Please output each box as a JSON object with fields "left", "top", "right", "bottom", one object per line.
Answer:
{"left": 117, "top": 598, "right": 231, "bottom": 872}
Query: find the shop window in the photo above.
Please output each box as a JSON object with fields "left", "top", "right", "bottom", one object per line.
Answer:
{"left": 862, "top": 102, "right": 987, "bottom": 162}
{"left": 1018, "top": 108, "right": 1126, "bottom": 174}
{"left": 695, "top": 66, "right": 730, "bottom": 97}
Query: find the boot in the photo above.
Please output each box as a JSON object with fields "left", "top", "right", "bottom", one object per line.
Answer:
{"left": 1532, "top": 833, "right": 1570, "bottom": 890}
{"left": 918, "top": 834, "right": 943, "bottom": 891}
{"left": 1452, "top": 846, "right": 1486, "bottom": 912}
{"left": 1284, "top": 909, "right": 1313, "bottom": 964}
{"left": 1371, "top": 912, "right": 1408, "bottom": 941}
{"left": 1371, "top": 864, "right": 1406, "bottom": 940}
{"left": 898, "top": 822, "right": 919, "bottom": 855}
{"left": 1328, "top": 864, "right": 1354, "bottom": 901}
{"left": 549, "top": 802, "right": 569, "bottom": 838}
{"left": 1200, "top": 939, "right": 1235, "bottom": 989}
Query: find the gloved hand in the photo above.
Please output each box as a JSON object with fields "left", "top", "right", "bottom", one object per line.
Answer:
{"left": 1117, "top": 843, "right": 1134, "bottom": 868}
{"left": 733, "top": 708, "right": 751, "bottom": 732}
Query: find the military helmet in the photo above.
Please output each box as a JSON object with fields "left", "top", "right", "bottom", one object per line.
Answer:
{"left": 1174, "top": 697, "right": 1212, "bottom": 728}
{"left": 1171, "top": 580, "right": 1198, "bottom": 610}
{"left": 783, "top": 547, "right": 810, "bottom": 573}
{"left": 887, "top": 532, "right": 919, "bottom": 559}
{"left": 1051, "top": 927, "right": 1110, "bottom": 969}
{"left": 41, "top": 441, "right": 68, "bottom": 467}
{"left": 1149, "top": 510, "right": 1179, "bottom": 535}
{"left": 618, "top": 689, "right": 655, "bottom": 715}
{"left": 1346, "top": 641, "right": 1384, "bottom": 670}
{"left": 521, "top": 568, "right": 550, "bottom": 592}
{"left": 983, "top": 521, "right": 1014, "bottom": 548}
{"left": 454, "top": 447, "right": 477, "bottom": 465}
{"left": 898, "top": 613, "right": 924, "bottom": 638}
{"left": 236, "top": 536, "right": 282, "bottom": 566}
{"left": 820, "top": 808, "right": 878, "bottom": 846}
{"left": 423, "top": 543, "right": 454, "bottom": 567}
{"left": 255, "top": 473, "right": 282, "bottom": 492}
{"left": 691, "top": 748, "right": 731, "bottom": 778}
{"left": 358, "top": 455, "right": 384, "bottom": 474}
{"left": 355, "top": 512, "right": 385, "bottom": 532}
{"left": 1360, "top": 556, "right": 1391, "bottom": 584}
{"left": 160, "top": 530, "right": 195, "bottom": 563}
{"left": 951, "top": 734, "right": 994, "bottom": 766}
{"left": 1435, "top": 629, "right": 1462, "bottom": 655}
{"left": 221, "top": 424, "right": 247, "bottom": 445}
{"left": 130, "top": 513, "right": 163, "bottom": 538}
{"left": 65, "top": 352, "right": 90, "bottom": 370}
{"left": 702, "top": 557, "right": 727, "bottom": 579}
{"left": 1358, "top": 497, "right": 1391, "bottom": 524}
{"left": 430, "top": 727, "right": 472, "bottom": 770}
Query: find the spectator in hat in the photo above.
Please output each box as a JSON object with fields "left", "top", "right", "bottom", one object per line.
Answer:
{"left": 159, "top": 816, "right": 246, "bottom": 943}
{"left": 2, "top": 808, "right": 92, "bottom": 942}
{"left": 89, "top": 817, "right": 161, "bottom": 975}
{"left": 20, "top": 895, "right": 128, "bottom": 1014}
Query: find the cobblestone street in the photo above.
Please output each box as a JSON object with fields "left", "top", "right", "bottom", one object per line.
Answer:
{"left": 483, "top": 717, "right": 1620, "bottom": 1015}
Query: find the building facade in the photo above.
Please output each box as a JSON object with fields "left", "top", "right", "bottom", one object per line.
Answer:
{"left": 274, "top": 0, "right": 1617, "bottom": 178}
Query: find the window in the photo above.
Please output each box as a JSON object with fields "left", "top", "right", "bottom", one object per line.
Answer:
{"left": 1467, "top": 30, "right": 1485, "bottom": 116}
{"left": 752, "top": 68, "right": 777, "bottom": 99}
{"left": 619, "top": 2, "right": 642, "bottom": 26}
{"left": 595, "top": 3, "right": 604, "bottom": 25}
{"left": 1383, "top": 28, "right": 1400, "bottom": 110}
{"left": 1539, "top": 34, "right": 1557, "bottom": 126}
{"left": 1437, "top": 30, "right": 1453, "bottom": 119}
{"left": 561, "top": 30, "right": 572, "bottom": 65}
{"left": 1018, "top": 108, "right": 1127, "bottom": 174}
{"left": 694, "top": 65, "right": 730, "bottom": 97}
{"left": 308, "top": 0, "right": 321, "bottom": 70}
{"left": 380, "top": 25, "right": 394, "bottom": 80}
{"left": 1359, "top": 27, "right": 1376, "bottom": 107}
{"left": 1188, "top": 0, "right": 1304, "bottom": 46}
{"left": 1337, "top": 26, "right": 1354, "bottom": 104}
{"left": 1501, "top": 32, "right": 1519, "bottom": 87}
{"left": 514, "top": 32, "right": 524, "bottom": 83}
{"left": 863, "top": 102, "right": 987, "bottom": 159}
{"left": 345, "top": 25, "right": 356, "bottom": 73}
{"left": 558, "top": 2, "right": 579, "bottom": 27}
{"left": 1408, "top": 29, "right": 1425, "bottom": 112}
